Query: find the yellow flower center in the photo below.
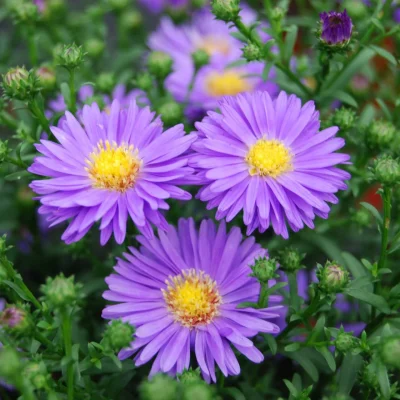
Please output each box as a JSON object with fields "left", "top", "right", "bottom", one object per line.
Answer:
{"left": 162, "top": 269, "right": 222, "bottom": 329}
{"left": 86, "top": 140, "right": 142, "bottom": 192}
{"left": 198, "top": 36, "right": 231, "bottom": 56}
{"left": 206, "top": 70, "right": 252, "bottom": 97}
{"left": 245, "top": 139, "right": 293, "bottom": 178}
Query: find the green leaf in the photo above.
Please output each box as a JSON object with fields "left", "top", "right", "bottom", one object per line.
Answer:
{"left": 348, "top": 276, "right": 373, "bottom": 290}
{"left": 287, "top": 351, "right": 319, "bottom": 382}
{"left": 376, "top": 98, "right": 393, "bottom": 121}
{"left": 222, "top": 388, "right": 246, "bottom": 400}
{"left": 2, "top": 280, "right": 31, "bottom": 301}
{"left": 285, "top": 343, "right": 301, "bottom": 352}
{"left": 345, "top": 289, "right": 391, "bottom": 313}
{"left": 317, "top": 347, "right": 336, "bottom": 372}
{"left": 338, "top": 354, "right": 363, "bottom": 394}
{"left": 333, "top": 91, "right": 358, "bottom": 108}
{"left": 5, "top": 170, "right": 31, "bottom": 181}
{"left": 360, "top": 202, "right": 383, "bottom": 227}
{"left": 262, "top": 62, "right": 273, "bottom": 81}
{"left": 283, "top": 25, "right": 298, "bottom": 63}
{"left": 341, "top": 252, "right": 369, "bottom": 279}
{"left": 369, "top": 45, "right": 398, "bottom": 66}
{"left": 377, "top": 362, "right": 391, "bottom": 399}
{"left": 283, "top": 379, "right": 298, "bottom": 396}
{"left": 265, "top": 334, "right": 277, "bottom": 355}
{"left": 36, "top": 321, "right": 52, "bottom": 330}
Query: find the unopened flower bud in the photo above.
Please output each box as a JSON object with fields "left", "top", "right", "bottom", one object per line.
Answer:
{"left": 250, "top": 257, "right": 278, "bottom": 283}
{"left": 192, "top": 50, "right": 209, "bottom": 70}
{"left": 135, "top": 73, "right": 153, "bottom": 92}
{"left": 36, "top": 66, "right": 56, "bottom": 91}
{"left": 157, "top": 101, "right": 183, "bottom": 127}
{"left": 279, "top": 247, "right": 304, "bottom": 272}
{"left": 121, "top": 10, "right": 143, "bottom": 32}
{"left": 317, "top": 261, "right": 349, "bottom": 293}
{"left": 96, "top": 73, "right": 115, "bottom": 93}
{"left": 107, "top": 0, "right": 129, "bottom": 12}
{"left": 140, "top": 374, "right": 178, "bottom": 400}
{"left": 54, "top": 43, "right": 86, "bottom": 70}
{"left": 335, "top": 330, "right": 357, "bottom": 353}
{"left": 0, "top": 347, "right": 22, "bottom": 381}
{"left": 182, "top": 382, "right": 214, "bottom": 400}
{"left": 0, "top": 305, "right": 32, "bottom": 335}
{"left": 25, "top": 361, "right": 49, "bottom": 389}
{"left": 8, "top": 0, "right": 39, "bottom": 24}
{"left": 102, "top": 319, "right": 135, "bottom": 352}
{"left": 2, "top": 67, "right": 38, "bottom": 101}
{"left": 147, "top": 52, "right": 173, "bottom": 80}
{"left": 178, "top": 368, "right": 202, "bottom": 384}
{"left": 210, "top": 0, "right": 240, "bottom": 22}
{"left": 318, "top": 10, "right": 353, "bottom": 50}
{"left": 85, "top": 38, "right": 105, "bottom": 59}
{"left": 242, "top": 43, "right": 262, "bottom": 62}
{"left": 41, "top": 273, "right": 80, "bottom": 308}
{"left": 373, "top": 156, "right": 400, "bottom": 187}
{"left": 380, "top": 336, "right": 400, "bottom": 369}
{"left": 351, "top": 208, "right": 371, "bottom": 228}
{"left": 271, "top": 7, "right": 285, "bottom": 22}
{"left": 366, "top": 120, "right": 398, "bottom": 152}
{"left": 332, "top": 107, "right": 357, "bottom": 131}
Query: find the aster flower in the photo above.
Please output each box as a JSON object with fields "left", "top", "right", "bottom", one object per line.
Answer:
{"left": 102, "top": 218, "right": 282, "bottom": 381}
{"left": 191, "top": 91, "right": 351, "bottom": 238}
{"left": 319, "top": 9, "right": 353, "bottom": 46}
{"left": 33, "top": 0, "right": 46, "bottom": 13}
{"left": 29, "top": 101, "right": 197, "bottom": 245}
{"left": 167, "top": 58, "right": 278, "bottom": 118}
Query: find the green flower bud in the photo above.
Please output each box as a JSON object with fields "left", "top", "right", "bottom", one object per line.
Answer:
{"left": 183, "top": 382, "right": 214, "bottom": 400}
{"left": 0, "top": 305, "right": 32, "bottom": 335}
{"left": 271, "top": 7, "right": 285, "bottom": 22}
{"left": 140, "top": 374, "right": 179, "bottom": 400}
{"left": 0, "top": 347, "right": 22, "bottom": 381}
{"left": 335, "top": 330, "right": 357, "bottom": 353}
{"left": 279, "top": 247, "right": 304, "bottom": 272}
{"left": 87, "top": 5, "right": 106, "bottom": 20}
{"left": 157, "top": 101, "right": 183, "bottom": 127}
{"left": 85, "top": 38, "right": 105, "bottom": 59}
{"left": 36, "top": 66, "right": 56, "bottom": 91}
{"left": 2, "top": 67, "right": 39, "bottom": 101}
{"left": 135, "top": 73, "right": 153, "bottom": 92}
{"left": 54, "top": 43, "right": 86, "bottom": 70}
{"left": 351, "top": 208, "right": 371, "bottom": 228}
{"left": 373, "top": 156, "right": 400, "bottom": 187}
{"left": 107, "top": 0, "right": 129, "bottom": 12}
{"left": 121, "top": 10, "right": 143, "bottom": 32}
{"left": 25, "top": 361, "right": 49, "bottom": 389}
{"left": 96, "top": 73, "right": 115, "bottom": 93}
{"left": 366, "top": 120, "right": 398, "bottom": 152}
{"left": 317, "top": 261, "right": 349, "bottom": 293}
{"left": 41, "top": 273, "right": 81, "bottom": 308}
{"left": 147, "top": 52, "right": 173, "bottom": 80}
{"left": 210, "top": 0, "right": 240, "bottom": 22}
{"left": 242, "top": 43, "right": 262, "bottom": 62}
{"left": 332, "top": 107, "right": 357, "bottom": 131}
{"left": 7, "top": 0, "right": 39, "bottom": 24}
{"left": 380, "top": 336, "right": 400, "bottom": 369}
{"left": 0, "top": 140, "right": 10, "bottom": 163}
{"left": 250, "top": 257, "right": 278, "bottom": 283}
{"left": 102, "top": 319, "right": 135, "bottom": 352}
{"left": 178, "top": 368, "right": 202, "bottom": 384}
{"left": 343, "top": 0, "right": 367, "bottom": 19}
{"left": 192, "top": 50, "right": 210, "bottom": 70}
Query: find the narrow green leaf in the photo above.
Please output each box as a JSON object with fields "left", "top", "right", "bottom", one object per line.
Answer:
{"left": 265, "top": 334, "right": 277, "bottom": 355}
{"left": 369, "top": 45, "right": 398, "bottom": 66}
{"left": 2, "top": 280, "right": 31, "bottom": 301}
{"left": 338, "top": 354, "right": 363, "bottom": 394}
{"left": 341, "top": 252, "right": 369, "bottom": 279}
{"left": 317, "top": 347, "right": 336, "bottom": 372}
{"left": 360, "top": 202, "right": 383, "bottom": 226}
{"left": 287, "top": 351, "right": 319, "bottom": 382}
{"left": 5, "top": 171, "right": 31, "bottom": 181}
{"left": 333, "top": 91, "right": 358, "bottom": 108}
{"left": 284, "top": 25, "right": 298, "bottom": 63}
{"left": 376, "top": 98, "right": 393, "bottom": 121}
{"left": 285, "top": 343, "right": 301, "bottom": 352}
{"left": 345, "top": 289, "right": 391, "bottom": 313}
{"left": 377, "top": 362, "right": 391, "bottom": 399}
{"left": 283, "top": 380, "right": 299, "bottom": 396}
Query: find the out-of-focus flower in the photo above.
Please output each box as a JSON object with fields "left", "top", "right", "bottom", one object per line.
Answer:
{"left": 41, "top": 274, "right": 81, "bottom": 308}
{"left": 319, "top": 10, "right": 353, "bottom": 47}
{"left": 36, "top": 66, "right": 56, "bottom": 91}
{"left": 139, "top": 0, "right": 189, "bottom": 14}
{"left": 29, "top": 101, "right": 197, "bottom": 245}
{"left": 102, "top": 218, "right": 282, "bottom": 381}
{"left": 380, "top": 336, "right": 400, "bottom": 369}
{"left": 33, "top": 0, "right": 46, "bottom": 13}
{"left": 0, "top": 305, "right": 32, "bottom": 335}
{"left": 191, "top": 91, "right": 350, "bottom": 237}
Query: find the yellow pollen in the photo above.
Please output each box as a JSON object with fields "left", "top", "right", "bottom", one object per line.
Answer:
{"left": 86, "top": 140, "right": 142, "bottom": 192}
{"left": 198, "top": 36, "right": 231, "bottom": 56}
{"left": 245, "top": 139, "right": 292, "bottom": 178}
{"left": 206, "top": 70, "right": 252, "bottom": 97}
{"left": 162, "top": 269, "right": 222, "bottom": 329}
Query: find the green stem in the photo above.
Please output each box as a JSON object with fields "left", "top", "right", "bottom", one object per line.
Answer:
{"left": 27, "top": 28, "right": 38, "bottom": 67}
{"left": 378, "top": 187, "right": 392, "bottom": 271}
{"left": 5, "top": 156, "right": 27, "bottom": 169}
{"left": 0, "top": 111, "right": 18, "bottom": 130}
{"left": 68, "top": 69, "right": 77, "bottom": 114}
{"left": 264, "top": 0, "right": 285, "bottom": 62}
{"left": 29, "top": 98, "right": 52, "bottom": 137}
{"left": 288, "top": 272, "right": 300, "bottom": 312}
{"left": 62, "top": 311, "right": 74, "bottom": 400}
{"left": 258, "top": 283, "right": 269, "bottom": 308}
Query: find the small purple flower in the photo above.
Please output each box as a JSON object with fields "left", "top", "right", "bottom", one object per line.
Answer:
{"left": 394, "top": 8, "right": 400, "bottom": 23}
{"left": 102, "top": 218, "right": 282, "bottom": 381}
{"left": 320, "top": 9, "right": 353, "bottom": 45}
{"left": 29, "top": 101, "right": 197, "bottom": 245}
{"left": 191, "top": 91, "right": 351, "bottom": 238}
{"left": 33, "top": 0, "right": 46, "bottom": 13}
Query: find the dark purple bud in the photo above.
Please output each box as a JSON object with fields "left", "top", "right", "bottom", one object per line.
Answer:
{"left": 320, "top": 9, "right": 353, "bottom": 45}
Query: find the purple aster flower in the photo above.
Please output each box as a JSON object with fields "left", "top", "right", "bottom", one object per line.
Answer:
{"left": 102, "top": 218, "right": 282, "bottom": 381}
{"left": 139, "top": 0, "right": 189, "bottom": 13}
{"left": 29, "top": 101, "right": 197, "bottom": 245}
{"left": 191, "top": 91, "right": 351, "bottom": 238}
{"left": 320, "top": 10, "right": 353, "bottom": 45}
{"left": 33, "top": 0, "right": 46, "bottom": 13}
{"left": 394, "top": 8, "right": 400, "bottom": 23}
{"left": 167, "top": 58, "right": 278, "bottom": 117}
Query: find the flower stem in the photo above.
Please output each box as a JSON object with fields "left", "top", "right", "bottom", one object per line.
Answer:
{"left": 68, "top": 69, "right": 77, "bottom": 114}
{"left": 258, "top": 283, "right": 269, "bottom": 308}
{"left": 288, "top": 272, "right": 300, "bottom": 312}
{"left": 29, "top": 97, "right": 52, "bottom": 137}
{"left": 378, "top": 187, "right": 392, "bottom": 271}
{"left": 27, "top": 28, "right": 38, "bottom": 67}
{"left": 62, "top": 311, "right": 74, "bottom": 400}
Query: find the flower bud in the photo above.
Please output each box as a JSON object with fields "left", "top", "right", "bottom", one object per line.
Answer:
{"left": 121, "top": 10, "right": 143, "bottom": 32}
{"left": 25, "top": 361, "right": 49, "bottom": 389}
{"left": 271, "top": 7, "right": 285, "bottom": 22}
{"left": 342, "top": 0, "right": 367, "bottom": 19}
{"left": 182, "top": 382, "right": 214, "bottom": 400}
{"left": 85, "top": 38, "right": 105, "bottom": 59}
{"left": 318, "top": 10, "right": 353, "bottom": 50}
{"left": 242, "top": 43, "right": 262, "bottom": 62}
{"left": 351, "top": 208, "right": 371, "bottom": 228}
{"left": 317, "top": 261, "right": 349, "bottom": 293}
{"left": 41, "top": 273, "right": 80, "bottom": 308}
{"left": 135, "top": 73, "right": 153, "bottom": 92}
{"left": 102, "top": 319, "right": 135, "bottom": 353}
{"left": 2, "top": 67, "right": 39, "bottom": 101}
{"left": 366, "top": 120, "right": 398, "bottom": 153}
{"left": 192, "top": 50, "right": 209, "bottom": 70}
{"left": 332, "top": 107, "right": 357, "bottom": 131}
{"left": 8, "top": 0, "right": 39, "bottom": 24}
{"left": 157, "top": 101, "right": 183, "bottom": 127}
{"left": 380, "top": 336, "right": 400, "bottom": 369}
{"left": 147, "top": 52, "right": 173, "bottom": 80}
{"left": 0, "top": 305, "right": 32, "bottom": 335}
{"left": 36, "top": 66, "right": 56, "bottom": 91}
{"left": 96, "top": 73, "right": 115, "bottom": 93}
{"left": 279, "top": 247, "right": 304, "bottom": 272}
{"left": 107, "top": 0, "right": 129, "bottom": 12}
{"left": 210, "top": 0, "right": 240, "bottom": 22}
{"left": 373, "top": 156, "right": 400, "bottom": 187}
{"left": 335, "top": 330, "right": 357, "bottom": 353}
{"left": 0, "top": 140, "right": 10, "bottom": 163}
{"left": 54, "top": 43, "right": 86, "bottom": 70}
{"left": 140, "top": 374, "right": 178, "bottom": 400}
{"left": 250, "top": 257, "right": 278, "bottom": 283}
{"left": 178, "top": 368, "right": 201, "bottom": 384}
{"left": 0, "top": 347, "right": 22, "bottom": 382}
